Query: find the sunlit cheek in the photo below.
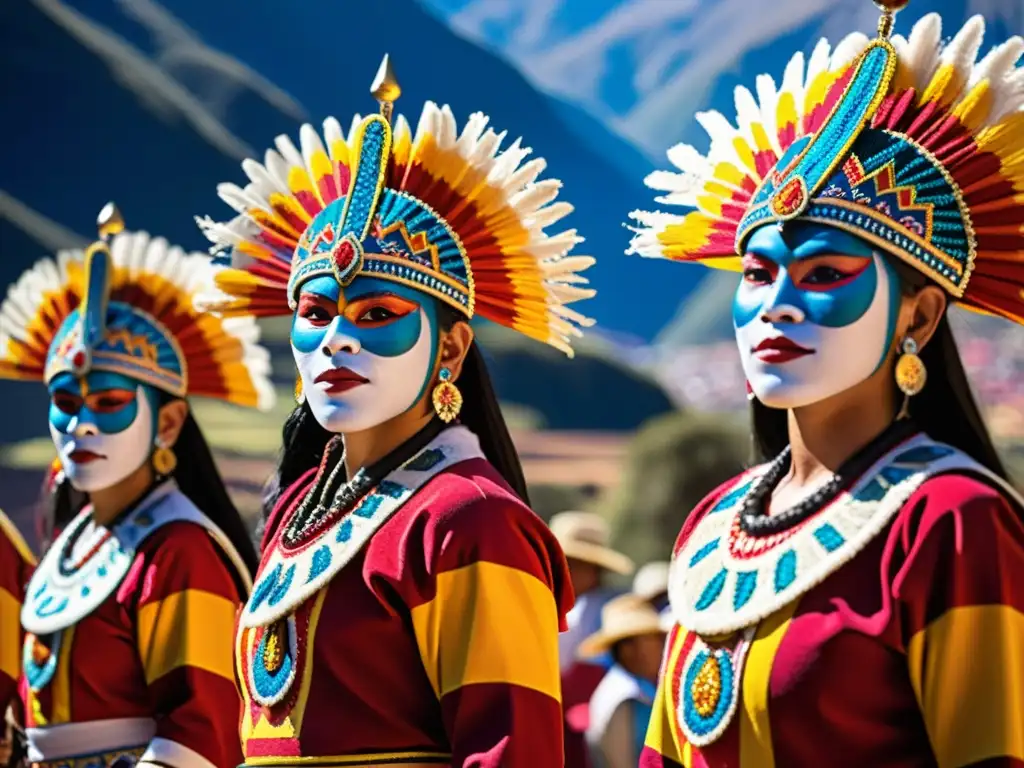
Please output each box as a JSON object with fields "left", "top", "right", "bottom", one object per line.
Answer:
{"left": 291, "top": 316, "right": 329, "bottom": 355}
{"left": 48, "top": 402, "right": 74, "bottom": 435}
{"left": 732, "top": 283, "right": 767, "bottom": 329}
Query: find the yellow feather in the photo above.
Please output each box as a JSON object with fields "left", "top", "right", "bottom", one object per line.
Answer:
{"left": 977, "top": 113, "right": 1024, "bottom": 158}
{"left": 919, "top": 62, "right": 964, "bottom": 108}
{"left": 328, "top": 138, "right": 350, "bottom": 168}
{"left": 750, "top": 123, "right": 774, "bottom": 155}
{"left": 714, "top": 162, "right": 748, "bottom": 188}
{"left": 732, "top": 137, "right": 757, "bottom": 175}
{"left": 268, "top": 191, "right": 312, "bottom": 226}
{"left": 697, "top": 193, "right": 724, "bottom": 217}
{"left": 704, "top": 180, "right": 737, "bottom": 199}
{"left": 309, "top": 149, "right": 334, "bottom": 191}
{"left": 775, "top": 93, "right": 799, "bottom": 139}
{"left": 804, "top": 68, "right": 843, "bottom": 116}
{"left": 391, "top": 129, "right": 411, "bottom": 169}
{"left": 286, "top": 165, "right": 316, "bottom": 201}
{"left": 950, "top": 80, "right": 992, "bottom": 131}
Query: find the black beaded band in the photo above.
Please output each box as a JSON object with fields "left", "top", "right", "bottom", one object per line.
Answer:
{"left": 739, "top": 419, "right": 919, "bottom": 537}
{"left": 282, "top": 417, "right": 447, "bottom": 548}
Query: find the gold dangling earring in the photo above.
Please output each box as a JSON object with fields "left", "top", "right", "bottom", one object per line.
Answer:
{"left": 294, "top": 373, "right": 305, "bottom": 405}
{"left": 432, "top": 366, "right": 463, "bottom": 423}
{"left": 152, "top": 439, "right": 178, "bottom": 477}
{"left": 894, "top": 336, "right": 926, "bottom": 420}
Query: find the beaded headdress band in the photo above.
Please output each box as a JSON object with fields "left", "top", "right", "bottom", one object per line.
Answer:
{"left": 197, "top": 56, "right": 596, "bottom": 356}
{"left": 630, "top": 0, "right": 1024, "bottom": 324}
{"left": 0, "top": 203, "right": 274, "bottom": 409}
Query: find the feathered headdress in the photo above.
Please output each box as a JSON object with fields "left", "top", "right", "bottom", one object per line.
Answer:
{"left": 196, "top": 56, "right": 596, "bottom": 356}
{"left": 629, "top": 0, "right": 1024, "bottom": 324}
{"left": 0, "top": 203, "right": 274, "bottom": 409}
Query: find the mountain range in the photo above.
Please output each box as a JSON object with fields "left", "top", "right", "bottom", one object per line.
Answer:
{"left": 2, "top": 0, "right": 1023, "bottom": 442}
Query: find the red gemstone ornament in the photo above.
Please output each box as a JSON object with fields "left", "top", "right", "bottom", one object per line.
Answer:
{"left": 330, "top": 234, "right": 364, "bottom": 286}
{"left": 333, "top": 240, "right": 356, "bottom": 273}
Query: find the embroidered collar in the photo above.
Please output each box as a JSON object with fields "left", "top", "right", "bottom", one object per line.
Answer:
{"left": 240, "top": 425, "right": 485, "bottom": 628}
{"left": 23, "top": 483, "right": 176, "bottom": 635}
{"left": 22, "top": 483, "right": 251, "bottom": 636}
{"left": 669, "top": 434, "right": 1010, "bottom": 636}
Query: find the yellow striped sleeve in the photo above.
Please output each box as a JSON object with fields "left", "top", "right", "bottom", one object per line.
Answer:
{"left": 409, "top": 561, "right": 561, "bottom": 701}
{"left": 0, "top": 585, "right": 20, "bottom": 684}
{"left": 0, "top": 512, "right": 35, "bottom": 567}
{"left": 907, "top": 604, "right": 1024, "bottom": 767}
{"left": 136, "top": 589, "right": 238, "bottom": 684}
{"left": 738, "top": 597, "right": 800, "bottom": 768}
{"left": 644, "top": 628, "right": 688, "bottom": 765}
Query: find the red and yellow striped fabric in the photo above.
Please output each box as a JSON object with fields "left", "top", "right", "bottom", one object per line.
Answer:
{"left": 1, "top": 510, "right": 35, "bottom": 712}
{"left": 238, "top": 458, "right": 573, "bottom": 766}
{"left": 642, "top": 472, "right": 1024, "bottom": 768}
{"left": 23, "top": 521, "right": 245, "bottom": 767}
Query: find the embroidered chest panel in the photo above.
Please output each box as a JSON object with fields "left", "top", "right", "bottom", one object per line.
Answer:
{"left": 238, "top": 426, "right": 484, "bottom": 734}
{"left": 21, "top": 485, "right": 208, "bottom": 637}
{"left": 241, "top": 426, "right": 483, "bottom": 629}
{"left": 667, "top": 435, "right": 990, "bottom": 637}
{"left": 663, "top": 434, "right": 1021, "bottom": 749}
{"left": 22, "top": 487, "right": 248, "bottom": 699}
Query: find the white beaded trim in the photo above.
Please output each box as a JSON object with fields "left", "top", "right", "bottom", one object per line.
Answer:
{"left": 670, "top": 435, "right": 1019, "bottom": 636}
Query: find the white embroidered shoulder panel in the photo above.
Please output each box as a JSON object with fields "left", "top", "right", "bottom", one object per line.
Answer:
{"left": 22, "top": 483, "right": 249, "bottom": 635}
{"left": 240, "top": 425, "right": 484, "bottom": 629}
{"left": 669, "top": 434, "right": 1022, "bottom": 636}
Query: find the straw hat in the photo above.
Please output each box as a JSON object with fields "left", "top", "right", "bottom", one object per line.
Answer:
{"left": 549, "top": 511, "right": 634, "bottom": 576}
{"left": 632, "top": 561, "right": 670, "bottom": 602}
{"left": 578, "top": 594, "right": 667, "bottom": 658}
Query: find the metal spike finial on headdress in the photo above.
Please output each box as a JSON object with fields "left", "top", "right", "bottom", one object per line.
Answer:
{"left": 370, "top": 54, "right": 401, "bottom": 124}
{"left": 874, "top": 0, "right": 910, "bottom": 39}
{"left": 97, "top": 201, "right": 125, "bottom": 242}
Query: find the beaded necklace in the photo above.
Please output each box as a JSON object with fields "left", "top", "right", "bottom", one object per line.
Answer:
{"left": 281, "top": 418, "right": 446, "bottom": 548}
{"left": 739, "top": 419, "right": 918, "bottom": 536}
{"left": 57, "top": 479, "right": 167, "bottom": 577}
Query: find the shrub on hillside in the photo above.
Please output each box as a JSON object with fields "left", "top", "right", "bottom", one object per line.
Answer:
{"left": 602, "top": 412, "right": 748, "bottom": 568}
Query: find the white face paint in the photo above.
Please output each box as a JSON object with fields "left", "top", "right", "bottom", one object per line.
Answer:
{"left": 49, "top": 385, "right": 154, "bottom": 493}
{"left": 294, "top": 310, "right": 434, "bottom": 433}
{"left": 291, "top": 275, "right": 437, "bottom": 434}
{"left": 735, "top": 225, "right": 901, "bottom": 410}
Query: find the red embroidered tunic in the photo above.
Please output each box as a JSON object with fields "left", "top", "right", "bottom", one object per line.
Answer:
{"left": 237, "top": 456, "right": 573, "bottom": 766}
{"left": 1, "top": 511, "right": 34, "bottom": 713}
{"left": 642, "top": 440, "right": 1024, "bottom": 768}
{"left": 22, "top": 518, "right": 246, "bottom": 767}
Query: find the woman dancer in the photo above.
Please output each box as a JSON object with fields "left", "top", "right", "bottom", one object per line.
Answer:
{"left": 629, "top": 2, "right": 1024, "bottom": 765}
{"left": 0, "top": 206, "right": 273, "bottom": 768}
{"left": 196, "top": 56, "right": 596, "bottom": 766}
{"left": 1, "top": 509, "right": 34, "bottom": 764}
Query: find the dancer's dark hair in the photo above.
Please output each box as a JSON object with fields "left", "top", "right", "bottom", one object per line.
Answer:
{"left": 262, "top": 306, "right": 528, "bottom": 519}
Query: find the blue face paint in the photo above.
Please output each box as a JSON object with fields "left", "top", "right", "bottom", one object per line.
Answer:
{"left": 291, "top": 275, "right": 438, "bottom": 359}
{"left": 734, "top": 222, "right": 903, "bottom": 410}
{"left": 734, "top": 223, "right": 900, "bottom": 367}
{"left": 47, "top": 371, "right": 158, "bottom": 435}
{"left": 291, "top": 274, "right": 442, "bottom": 434}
